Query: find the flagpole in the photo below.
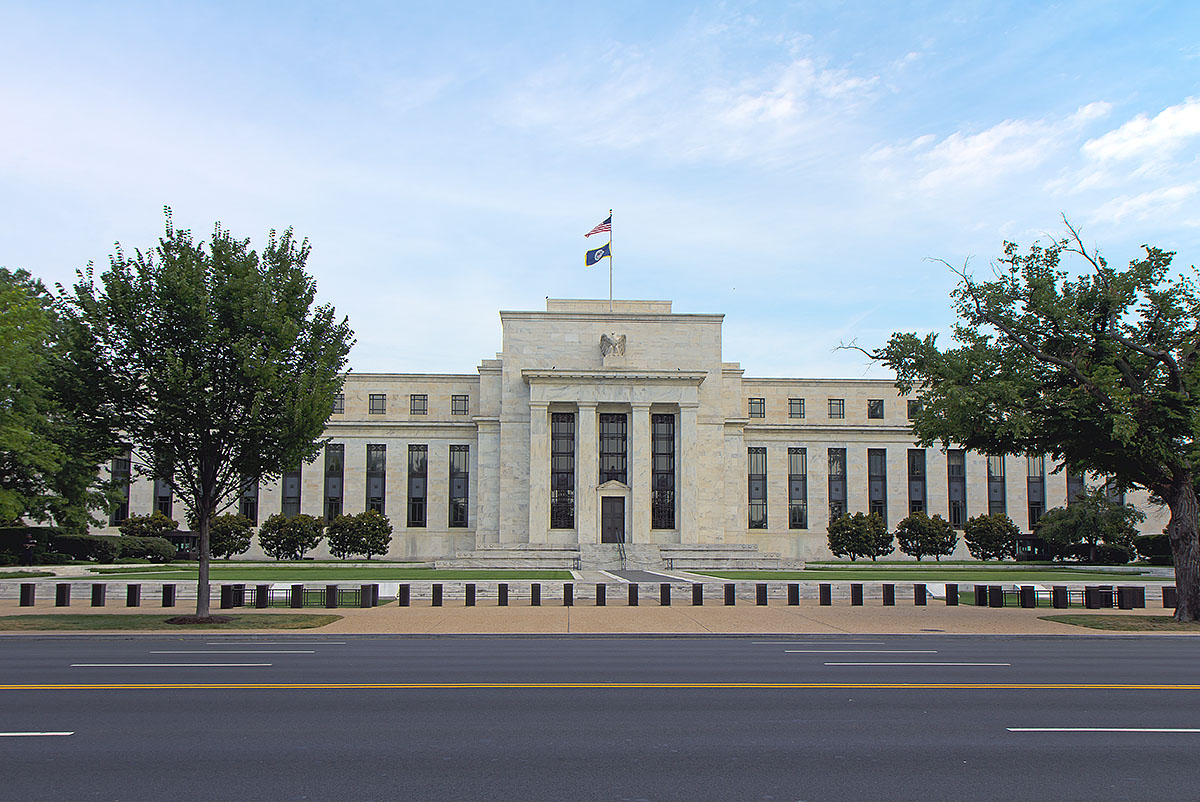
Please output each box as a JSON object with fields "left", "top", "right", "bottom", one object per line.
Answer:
{"left": 608, "top": 209, "right": 613, "bottom": 313}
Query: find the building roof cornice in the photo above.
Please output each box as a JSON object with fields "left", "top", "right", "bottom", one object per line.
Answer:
{"left": 521, "top": 369, "right": 708, "bottom": 385}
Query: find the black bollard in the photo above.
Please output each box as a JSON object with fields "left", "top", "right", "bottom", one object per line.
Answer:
{"left": 1084, "top": 586, "right": 1099, "bottom": 609}
{"left": 787, "top": 583, "right": 799, "bottom": 606}
{"left": 724, "top": 583, "right": 736, "bottom": 606}
{"left": 628, "top": 583, "right": 639, "bottom": 607}
{"left": 819, "top": 583, "right": 831, "bottom": 606}
{"left": 914, "top": 583, "right": 927, "bottom": 606}
{"left": 398, "top": 584, "right": 411, "bottom": 607}
{"left": 756, "top": 583, "right": 768, "bottom": 606}
{"left": 256, "top": 584, "right": 270, "bottom": 609}
{"left": 91, "top": 583, "right": 106, "bottom": 607}
{"left": 988, "top": 585, "right": 1004, "bottom": 608}
{"left": 563, "top": 583, "right": 573, "bottom": 607}
{"left": 432, "top": 584, "right": 443, "bottom": 607}
{"left": 19, "top": 583, "right": 35, "bottom": 607}
{"left": 530, "top": 583, "right": 541, "bottom": 606}
{"left": 465, "top": 583, "right": 476, "bottom": 607}
{"left": 974, "top": 585, "right": 988, "bottom": 606}
{"left": 325, "top": 585, "right": 339, "bottom": 609}
{"left": 692, "top": 583, "right": 704, "bottom": 606}
{"left": 883, "top": 583, "right": 895, "bottom": 606}
{"left": 596, "top": 583, "right": 606, "bottom": 606}
{"left": 126, "top": 584, "right": 141, "bottom": 607}
{"left": 233, "top": 584, "right": 246, "bottom": 607}
{"left": 56, "top": 583, "right": 70, "bottom": 607}
{"left": 1117, "top": 586, "right": 1134, "bottom": 610}
{"left": 1019, "top": 586, "right": 1037, "bottom": 609}
{"left": 290, "top": 583, "right": 304, "bottom": 608}
{"left": 1163, "top": 586, "right": 1178, "bottom": 608}
{"left": 850, "top": 583, "right": 863, "bottom": 606}
{"left": 162, "top": 583, "right": 176, "bottom": 607}
{"left": 945, "top": 583, "right": 958, "bottom": 606}
{"left": 1051, "top": 585, "right": 1068, "bottom": 609}
{"left": 497, "top": 583, "right": 507, "bottom": 607}
{"left": 660, "top": 583, "right": 671, "bottom": 606}
{"left": 220, "top": 584, "right": 234, "bottom": 609}
{"left": 361, "top": 584, "right": 374, "bottom": 608}
{"left": 372, "top": 584, "right": 380, "bottom": 606}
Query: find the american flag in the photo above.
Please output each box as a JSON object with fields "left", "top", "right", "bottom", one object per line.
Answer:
{"left": 585, "top": 215, "right": 611, "bottom": 238}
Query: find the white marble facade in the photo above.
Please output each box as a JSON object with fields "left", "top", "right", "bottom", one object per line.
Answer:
{"left": 97, "top": 299, "right": 1170, "bottom": 559}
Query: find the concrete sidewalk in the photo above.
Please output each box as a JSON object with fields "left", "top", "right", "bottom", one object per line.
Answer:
{"left": 0, "top": 596, "right": 1180, "bottom": 636}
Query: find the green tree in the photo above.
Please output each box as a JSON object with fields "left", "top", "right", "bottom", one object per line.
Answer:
{"left": 827, "top": 512, "right": 893, "bottom": 561}
{"left": 257, "top": 513, "right": 324, "bottom": 561}
{"left": 962, "top": 513, "right": 1019, "bottom": 561}
{"left": 208, "top": 514, "right": 254, "bottom": 559}
{"left": 359, "top": 509, "right": 393, "bottom": 560}
{"left": 117, "top": 510, "right": 179, "bottom": 538}
{"left": 894, "top": 512, "right": 958, "bottom": 561}
{"left": 867, "top": 219, "right": 1200, "bottom": 620}
{"left": 1035, "top": 488, "right": 1145, "bottom": 561}
{"left": 0, "top": 268, "right": 123, "bottom": 531}
{"left": 65, "top": 209, "right": 353, "bottom": 618}
{"left": 325, "top": 514, "right": 359, "bottom": 559}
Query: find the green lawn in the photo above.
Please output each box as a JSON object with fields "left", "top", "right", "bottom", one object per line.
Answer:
{"left": 1040, "top": 614, "right": 1200, "bottom": 631}
{"left": 0, "top": 570, "right": 56, "bottom": 579}
{"left": 699, "top": 567, "right": 1166, "bottom": 583}
{"left": 0, "top": 613, "right": 341, "bottom": 631}
{"left": 78, "top": 566, "right": 575, "bottom": 582}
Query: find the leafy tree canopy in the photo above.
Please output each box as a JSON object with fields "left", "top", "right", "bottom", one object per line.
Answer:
{"left": 827, "top": 512, "right": 893, "bottom": 562}
{"left": 962, "top": 513, "right": 1019, "bottom": 561}
{"left": 866, "top": 218, "right": 1200, "bottom": 619}
{"left": 257, "top": 513, "right": 324, "bottom": 561}
{"left": 1035, "top": 488, "right": 1145, "bottom": 559}
{"left": 894, "top": 512, "right": 957, "bottom": 561}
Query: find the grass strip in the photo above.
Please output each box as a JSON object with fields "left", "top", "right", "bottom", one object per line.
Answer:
{"left": 1039, "top": 614, "right": 1200, "bottom": 631}
{"left": 79, "top": 568, "right": 575, "bottom": 581}
{"left": 700, "top": 569, "right": 1164, "bottom": 582}
{"left": 0, "top": 571, "right": 57, "bottom": 579}
{"left": 0, "top": 614, "right": 341, "bottom": 631}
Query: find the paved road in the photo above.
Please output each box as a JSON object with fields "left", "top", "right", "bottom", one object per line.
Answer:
{"left": 2, "top": 635, "right": 1199, "bottom": 800}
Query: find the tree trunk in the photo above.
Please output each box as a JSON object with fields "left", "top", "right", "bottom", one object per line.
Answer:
{"left": 196, "top": 507, "right": 211, "bottom": 618}
{"left": 1162, "top": 473, "right": 1200, "bottom": 622}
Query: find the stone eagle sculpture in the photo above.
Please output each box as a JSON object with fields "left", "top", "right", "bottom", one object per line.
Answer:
{"left": 600, "top": 333, "right": 626, "bottom": 357}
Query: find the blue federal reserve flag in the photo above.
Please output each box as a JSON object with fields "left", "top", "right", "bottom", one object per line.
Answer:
{"left": 585, "top": 242, "right": 611, "bottom": 266}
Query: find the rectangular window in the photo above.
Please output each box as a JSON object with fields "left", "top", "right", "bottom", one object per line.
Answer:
{"left": 598, "top": 413, "right": 628, "bottom": 484}
{"left": 109, "top": 453, "right": 131, "bottom": 525}
{"left": 867, "top": 399, "right": 884, "bottom": 419}
{"left": 1066, "top": 472, "right": 1086, "bottom": 505}
{"left": 451, "top": 394, "right": 469, "bottom": 415}
{"left": 987, "top": 455, "right": 1006, "bottom": 516}
{"left": 828, "top": 399, "right": 845, "bottom": 419}
{"left": 410, "top": 394, "right": 428, "bottom": 415}
{"left": 828, "top": 447, "right": 847, "bottom": 521}
{"left": 651, "top": 414, "right": 676, "bottom": 529}
{"left": 239, "top": 479, "right": 259, "bottom": 525}
{"left": 332, "top": 393, "right": 345, "bottom": 414}
{"left": 324, "top": 443, "right": 344, "bottom": 521}
{"left": 1104, "top": 477, "right": 1125, "bottom": 506}
{"left": 789, "top": 398, "right": 805, "bottom": 419}
{"left": 947, "top": 449, "right": 966, "bottom": 528}
{"left": 748, "top": 398, "right": 765, "bottom": 418}
{"left": 407, "top": 445, "right": 427, "bottom": 527}
{"left": 449, "top": 445, "right": 468, "bottom": 527}
{"left": 550, "top": 413, "right": 576, "bottom": 529}
{"left": 907, "top": 449, "right": 926, "bottom": 515}
{"left": 154, "top": 476, "right": 172, "bottom": 519}
{"left": 1027, "top": 455, "right": 1045, "bottom": 529}
{"left": 788, "top": 447, "right": 808, "bottom": 529}
{"left": 368, "top": 394, "right": 386, "bottom": 415}
{"left": 907, "top": 399, "right": 922, "bottom": 420}
{"left": 748, "top": 447, "right": 767, "bottom": 529}
{"left": 366, "top": 444, "right": 386, "bottom": 514}
{"left": 868, "top": 448, "right": 887, "bottom": 527}
{"left": 281, "top": 466, "right": 302, "bottom": 518}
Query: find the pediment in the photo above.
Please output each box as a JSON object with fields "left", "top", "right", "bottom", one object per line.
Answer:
{"left": 597, "top": 480, "right": 630, "bottom": 491}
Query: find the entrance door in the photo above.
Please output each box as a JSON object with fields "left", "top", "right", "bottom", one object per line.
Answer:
{"left": 601, "top": 497, "right": 625, "bottom": 543}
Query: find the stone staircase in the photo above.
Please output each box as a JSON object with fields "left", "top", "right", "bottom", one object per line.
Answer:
{"left": 435, "top": 543, "right": 581, "bottom": 570}
{"left": 658, "top": 543, "right": 796, "bottom": 571}
{"left": 437, "top": 542, "right": 797, "bottom": 571}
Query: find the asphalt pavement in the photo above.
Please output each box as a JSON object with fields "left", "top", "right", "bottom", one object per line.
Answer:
{"left": 3, "top": 635, "right": 1200, "bottom": 800}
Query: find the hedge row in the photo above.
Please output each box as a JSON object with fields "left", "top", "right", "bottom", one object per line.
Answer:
{"left": 0, "top": 528, "right": 176, "bottom": 563}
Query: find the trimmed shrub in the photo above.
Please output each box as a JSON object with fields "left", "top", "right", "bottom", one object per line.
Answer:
{"left": 1134, "top": 533, "right": 1173, "bottom": 565}
{"left": 50, "top": 533, "right": 119, "bottom": 562}
{"left": 962, "top": 514, "right": 1019, "bottom": 561}
{"left": 116, "top": 535, "right": 176, "bottom": 562}
{"left": 325, "top": 515, "right": 359, "bottom": 559}
{"left": 1093, "top": 543, "right": 1133, "bottom": 565}
{"left": 894, "top": 513, "right": 958, "bottom": 561}
{"left": 117, "top": 511, "right": 179, "bottom": 538}
{"left": 359, "top": 510, "right": 393, "bottom": 560}
{"left": 827, "top": 512, "right": 893, "bottom": 561}
{"left": 257, "top": 513, "right": 324, "bottom": 560}
{"left": 208, "top": 514, "right": 254, "bottom": 559}
{"left": 325, "top": 511, "right": 394, "bottom": 559}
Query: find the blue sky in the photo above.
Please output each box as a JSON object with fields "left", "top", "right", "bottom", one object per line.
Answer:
{"left": 3, "top": 1, "right": 1198, "bottom": 377}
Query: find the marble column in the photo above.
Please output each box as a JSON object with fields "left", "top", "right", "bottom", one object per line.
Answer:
{"left": 679, "top": 404, "right": 699, "bottom": 543}
{"left": 631, "top": 402, "right": 652, "bottom": 543}
{"left": 528, "top": 402, "right": 549, "bottom": 544}
{"left": 577, "top": 402, "right": 598, "bottom": 544}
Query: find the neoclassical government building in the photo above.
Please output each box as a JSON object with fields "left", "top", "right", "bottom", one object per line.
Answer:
{"left": 102, "top": 299, "right": 1167, "bottom": 566}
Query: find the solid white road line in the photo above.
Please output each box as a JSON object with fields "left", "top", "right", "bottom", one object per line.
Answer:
{"left": 753, "top": 641, "right": 886, "bottom": 646}
{"left": 1008, "top": 728, "right": 1200, "bottom": 733}
{"left": 150, "top": 650, "right": 315, "bottom": 654}
{"left": 0, "top": 732, "right": 74, "bottom": 737}
{"left": 825, "top": 662, "right": 1011, "bottom": 666}
{"left": 70, "top": 663, "right": 272, "bottom": 668}
{"left": 784, "top": 650, "right": 938, "bottom": 654}
{"left": 203, "top": 642, "right": 346, "bottom": 646}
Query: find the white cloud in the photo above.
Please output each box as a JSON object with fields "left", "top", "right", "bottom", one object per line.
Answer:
{"left": 1082, "top": 97, "right": 1200, "bottom": 162}
{"left": 1090, "top": 183, "right": 1200, "bottom": 225}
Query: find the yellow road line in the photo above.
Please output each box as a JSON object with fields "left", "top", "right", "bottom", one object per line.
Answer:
{"left": 1, "top": 682, "right": 1198, "bottom": 691}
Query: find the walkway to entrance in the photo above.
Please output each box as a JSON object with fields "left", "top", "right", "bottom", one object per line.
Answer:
{"left": 606, "top": 569, "right": 679, "bottom": 583}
